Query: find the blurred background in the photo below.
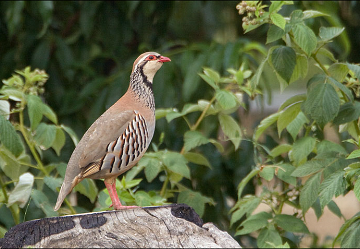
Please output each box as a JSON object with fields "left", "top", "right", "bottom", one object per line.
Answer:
{"left": 1, "top": 1, "right": 360, "bottom": 246}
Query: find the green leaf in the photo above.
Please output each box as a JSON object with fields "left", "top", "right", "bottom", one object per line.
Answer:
{"left": 274, "top": 214, "right": 309, "bottom": 233}
{"left": 134, "top": 191, "right": 152, "bottom": 207}
{"left": 199, "top": 73, "right": 218, "bottom": 90}
{"left": 271, "top": 46, "right": 296, "bottom": 83}
{"left": 31, "top": 189, "right": 57, "bottom": 217}
{"left": 291, "top": 160, "right": 324, "bottom": 177}
{"left": 327, "top": 76, "right": 353, "bottom": 102}
{"left": 319, "top": 170, "right": 346, "bottom": 210}
{"left": 290, "top": 54, "right": 308, "bottom": 83}
{"left": 328, "top": 63, "right": 349, "bottom": 82}
{"left": 270, "top": 13, "right": 286, "bottom": 30}
{"left": 184, "top": 152, "right": 211, "bottom": 168}
{"left": 286, "top": 111, "right": 309, "bottom": 140}
{"left": 34, "top": 123, "right": 57, "bottom": 150}
{"left": 203, "top": 67, "right": 220, "bottom": 83}
{"left": 0, "top": 114, "right": 24, "bottom": 157}
{"left": 279, "top": 94, "right": 306, "bottom": 111}
{"left": 260, "top": 167, "right": 275, "bottom": 181}
{"left": 276, "top": 163, "right": 296, "bottom": 186}
{"left": 290, "top": 137, "right": 316, "bottom": 165}
{"left": 333, "top": 102, "right": 360, "bottom": 125}
{"left": 43, "top": 176, "right": 63, "bottom": 192}
{"left": 318, "top": 48, "right": 337, "bottom": 62}
{"left": 26, "top": 95, "right": 44, "bottom": 130}
{"left": 300, "top": 172, "right": 321, "bottom": 214}
{"left": 250, "top": 57, "right": 268, "bottom": 89}
{"left": 218, "top": 113, "right": 241, "bottom": 150}
{"left": 215, "top": 89, "right": 237, "bottom": 110}
{"left": 166, "top": 103, "right": 201, "bottom": 123}
{"left": 347, "top": 63, "right": 360, "bottom": 80}
{"left": 7, "top": 172, "right": 34, "bottom": 208}
{"left": 289, "top": 10, "right": 303, "bottom": 25}
{"left": 178, "top": 190, "right": 209, "bottom": 217}
{"left": 317, "top": 140, "right": 347, "bottom": 156}
{"left": 61, "top": 124, "right": 79, "bottom": 146}
{"left": 327, "top": 200, "right": 342, "bottom": 218}
{"left": 0, "top": 100, "right": 10, "bottom": 120}
{"left": 41, "top": 104, "right": 58, "bottom": 124}
{"left": 277, "top": 102, "right": 301, "bottom": 136}
{"left": 230, "top": 196, "right": 261, "bottom": 226}
{"left": 292, "top": 23, "right": 317, "bottom": 56}
{"left": 144, "top": 157, "right": 161, "bottom": 182}
{"left": 74, "top": 178, "right": 98, "bottom": 203}
{"left": 0, "top": 146, "right": 25, "bottom": 180}
{"left": 183, "top": 131, "right": 210, "bottom": 152}
{"left": 235, "top": 212, "right": 271, "bottom": 235}
{"left": 303, "top": 83, "right": 340, "bottom": 127}
{"left": 254, "top": 112, "right": 281, "bottom": 141}
{"left": 319, "top": 27, "right": 345, "bottom": 41}
{"left": 347, "top": 149, "right": 360, "bottom": 159}
{"left": 0, "top": 88, "right": 24, "bottom": 101}
{"left": 51, "top": 127, "right": 66, "bottom": 156}
{"left": 339, "top": 217, "right": 360, "bottom": 248}
{"left": 354, "top": 179, "right": 360, "bottom": 202}
{"left": 163, "top": 152, "right": 190, "bottom": 179}
{"left": 302, "top": 10, "right": 330, "bottom": 19}
{"left": 257, "top": 226, "right": 282, "bottom": 248}
{"left": 270, "top": 144, "right": 292, "bottom": 158}
{"left": 266, "top": 25, "right": 285, "bottom": 44}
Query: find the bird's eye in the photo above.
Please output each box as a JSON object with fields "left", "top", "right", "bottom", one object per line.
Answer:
{"left": 148, "top": 56, "right": 155, "bottom": 60}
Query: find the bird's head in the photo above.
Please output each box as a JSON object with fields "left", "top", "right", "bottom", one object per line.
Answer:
{"left": 132, "top": 52, "right": 171, "bottom": 83}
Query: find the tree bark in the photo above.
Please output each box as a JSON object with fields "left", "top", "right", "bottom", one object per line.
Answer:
{"left": 0, "top": 204, "right": 241, "bottom": 248}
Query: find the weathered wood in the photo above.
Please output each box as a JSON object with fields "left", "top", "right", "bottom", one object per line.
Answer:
{"left": 0, "top": 204, "right": 241, "bottom": 248}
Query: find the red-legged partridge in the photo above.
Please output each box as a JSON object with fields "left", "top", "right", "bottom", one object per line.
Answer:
{"left": 54, "top": 52, "right": 171, "bottom": 211}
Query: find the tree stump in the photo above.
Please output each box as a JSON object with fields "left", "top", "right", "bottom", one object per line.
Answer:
{"left": 0, "top": 204, "right": 241, "bottom": 248}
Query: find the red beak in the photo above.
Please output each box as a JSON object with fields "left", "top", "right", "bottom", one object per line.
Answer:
{"left": 158, "top": 56, "right": 171, "bottom": 63}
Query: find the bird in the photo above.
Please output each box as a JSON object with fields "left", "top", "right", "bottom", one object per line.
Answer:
{"left": 54, "top": 52, "right": 171, "bottom": 211}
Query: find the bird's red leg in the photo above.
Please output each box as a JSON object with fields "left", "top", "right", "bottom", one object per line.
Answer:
{"left": 104, "top": 180, "right": 138, "bottom": 210}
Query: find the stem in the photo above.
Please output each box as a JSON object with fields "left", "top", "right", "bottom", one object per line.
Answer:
{"left": 0, "top": 176, "right": 19, "bottom": 224}
{"left": 311, "top": 54, "right": 330, "bottom": 76}
{"left": 160, "top": 171, "right": 170, "bottom": 197}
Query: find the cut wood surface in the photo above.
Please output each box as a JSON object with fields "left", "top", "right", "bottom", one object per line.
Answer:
{"left": 0, "top": 204, "right": 241, "bottom": 248}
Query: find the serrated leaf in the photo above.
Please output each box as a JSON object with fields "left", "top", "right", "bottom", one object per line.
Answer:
{"left": 328, "top": 63, "right": 349, "bottom": 82}
{"left": 347, "top": 149, "right": 360, "bottom": 159}
{"left": 230, "top": 196, "right": 261, "bottom": 226}
{"left": 0, "top": 100, "right": 10, "bottom": 120}
{"left": 163, "top": 152, "right": 190, "bottom": 179}
{"left": 303, "top": 83, "right": 340, "bottom": 127}
{"left": 0, "top": 114, "right": 24, "bottom": 157}
{"left": 270, "top": 13, "right": 286, "bottom": 30}
{"left": 271, "top": 46, "right": 296, "bottom": 83}
{"left": 355, "top": 179, "right": 360, "bottom": 202}
{"left": 302, "top": 10, "right": 330, "bottom": 19}
{"left": 339, "top": 217, "right": 360, "bottom": 248}
{"left": 291, "top": 137, "right": 316, "bottom": 165}
{"left": 292, "top": 23, "right": 317, "bottom": 56}
{"left": 52, "top": 127, "right": 66, "bottom": 156}
{"left": 318, "top": 48, "right": 337, "bottom": 62}
{"left": 347, "top": 63, "right": 360, "bottom": 80}
{"left": 319, "top": 170, "right": 346, "bottom": 210}
{"left": 289, "top": 10, "right": 303, "bottom": 25}
{"left": 257, "top": 227, "right": 282, "bottom": 248}
{"left": 74, "top": 178, "right": 98, "bottom": 203}
{"left": 250, "top": 57, "right": 268, "bottom": 89}
{"left": 266, "top": 24, "right": 285, "bottom": 44}
{"left": 276, "top": 163, "right": 296, "bottom": 185}
{"left": 26, "top": 95, "right": 44, "bottom": 130}
{"left": 31, "top": 189, "right": 57, "bottom": 217}
{"left": 300, "top": 172, "right": 321, "bottom": 214}
{"left": 327, "top": 200, "right": 342, "bottom": 218}
{"left": 0, "top": 146, "right": 25, "bottom": 180}
{"left": 319, "top": 27, "right": 345, "bottom": 41}
{"left": 327, "top": 76, "right": 353, "bottom": 102}
{"left": 333, "top": 102, "right": 360, "bottom": 125}
{"left": 260, "top": 166, "right": 275, "bottom": 181}
{"left": 134, "top": 191, "right": 152, "bottom": 207}
{"left": 7, "top": 173, "right": 34, "bottom": 208}
{"left": 183, "top": 131, "right": 209, "bottom": 152}
{"left": 290, "top": 54, "right": 308, "bottom": 83}
{"left": 286, "top": 111, "right": 309, "bottom": 140}
{"left": 235, "top": 212, "right": 271, "bottom": 235}
{"left": 215, "top": 89, "right": 237, "bottom": 110}
{"left": 34, "top": 123, "right": 57, "bottom": 150}
{"left": 203, "top": 67, "right": 220, "bottom": 83}
{"left": 277, "top": 102, "right": 301, "bottom": 136}
{"left": 279, "top": 94, "right": 306, "bottom": 111}
{"left": 43, "top": 176, "right": 63, "bottom": 192}
{"left": 144, "top": 158, "right": 161, "bottom": 182}
{"left": 255, "top": 112, "right": 281, "bottom": 141}
{"left": 184, "top": 152, "right": 211, "bottom": 168}
{"left": 218, "top": 113, "right": 241, "bottom": 150}
{"left": 270, "top": 144, "right": 292, "bottom": 158}
{"left": 274, "top": 214, "right": 309, "bottom": 233}
{"left": 291, "top": 160, "right": 325, "bottom": 177}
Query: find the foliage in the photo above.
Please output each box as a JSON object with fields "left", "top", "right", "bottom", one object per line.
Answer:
{"left": 228, "top": 1, "right": 360, "bottom": 248}
{"left": 0, "top": 1, "right": 360, "bottom": 248}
